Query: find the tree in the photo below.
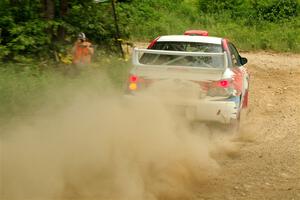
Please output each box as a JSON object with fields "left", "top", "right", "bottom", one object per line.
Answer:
{"left": 42, "top": 0, "right": 55, "bottom": 19}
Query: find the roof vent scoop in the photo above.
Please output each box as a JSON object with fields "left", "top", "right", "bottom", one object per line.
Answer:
{"left": 184, "top": 30, "right": 209, "bottom": 36}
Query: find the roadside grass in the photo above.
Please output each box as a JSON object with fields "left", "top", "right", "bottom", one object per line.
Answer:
{"left": 128, "top": 7, "right": 300, "bottom": 53}
{"left": 0, "top": 58, "right": 131, "bottom": 125}
{"left": 204, "top": 18, "right": 300, "bottom": 52}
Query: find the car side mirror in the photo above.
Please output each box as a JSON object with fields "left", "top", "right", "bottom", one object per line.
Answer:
{"left": 240, "top": 57, "right": 248, "bottom": 65}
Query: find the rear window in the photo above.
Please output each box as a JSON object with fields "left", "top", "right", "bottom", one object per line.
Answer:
{"left": 139, "top": 41, "right": 225, "bottom": 68}
{"left": 152, "top": 41, "right": 222, "bottom": 53}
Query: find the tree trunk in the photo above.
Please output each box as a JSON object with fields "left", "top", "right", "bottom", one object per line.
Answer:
{"left": 9, "top": 0, "right": 18, "bottom": 6}
{"left": 57, "top": 0, "right": 68, "bottom": 40}
{"left": 60, "top": 0, "right": 68, "bottom": 17}
{"left": 42, "top": 0, "right": 55, "bottom": 19}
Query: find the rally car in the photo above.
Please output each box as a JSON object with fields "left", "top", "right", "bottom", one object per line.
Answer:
{"left": 126, "top": 30, "right": 249, "bottom": 129}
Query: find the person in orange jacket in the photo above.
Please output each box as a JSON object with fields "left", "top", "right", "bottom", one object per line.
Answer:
{"left": 72, "top": 32, "right": 94, "bottom": 66}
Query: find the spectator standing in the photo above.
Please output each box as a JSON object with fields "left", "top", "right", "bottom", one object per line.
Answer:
{"left": 72, "top": 32, "right": 94, "bottom": 66}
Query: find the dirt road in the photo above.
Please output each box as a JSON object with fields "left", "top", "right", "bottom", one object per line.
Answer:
{"left": 194, "top": 52, "right": 300, "bottom": 200}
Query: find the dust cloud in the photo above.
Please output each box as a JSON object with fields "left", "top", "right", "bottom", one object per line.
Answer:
{"left": 0, "top": 76, "right": 238, "bottom": 200}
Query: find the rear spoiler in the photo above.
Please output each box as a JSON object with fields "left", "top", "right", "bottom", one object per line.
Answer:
{"left": 132, "top": 48, "right": 228, "bottom": 69}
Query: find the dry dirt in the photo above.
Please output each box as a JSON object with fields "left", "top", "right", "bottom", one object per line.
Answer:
{"left": 194, "top": 52, "right": 300, "bottom": 200}
{"left": 0, "top": 51, "right": 300, "bottom": 200}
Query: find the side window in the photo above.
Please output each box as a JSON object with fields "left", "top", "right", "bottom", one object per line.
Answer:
{"left": 229, "top": 43, "right": 241, "bottom": 67}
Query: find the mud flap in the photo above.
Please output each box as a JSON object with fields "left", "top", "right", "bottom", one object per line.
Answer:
{"left": 242, "top": 90, "right": 249, "bottom": 108}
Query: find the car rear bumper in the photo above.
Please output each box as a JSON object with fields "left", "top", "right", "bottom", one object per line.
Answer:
{"left": 176, "top": 98, "right": 238, "bottom": 124}
{"left": 124, "top": 94, "right": 239, "bottom": 124}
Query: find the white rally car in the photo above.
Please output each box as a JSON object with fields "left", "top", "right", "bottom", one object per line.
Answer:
{"left": 126, "top": 30, "right": 249, "bottom": 129}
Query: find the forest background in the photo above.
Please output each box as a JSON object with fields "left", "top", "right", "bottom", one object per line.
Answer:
{"left": 0, "top": 0, "right": 299, "bottom": 123}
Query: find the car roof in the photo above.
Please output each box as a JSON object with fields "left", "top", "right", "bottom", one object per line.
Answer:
{"left": 157, "top": 35, "right": 222, "bottom": 45}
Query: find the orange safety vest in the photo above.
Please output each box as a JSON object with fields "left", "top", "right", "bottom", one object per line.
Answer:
{"left": 72, "top": 41, "right": 93, "bottom": 65}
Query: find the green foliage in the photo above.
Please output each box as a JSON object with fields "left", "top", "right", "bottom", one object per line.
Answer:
{"left": 0, "top": 0, "right": 299, "bottom": 62}
{"left": 195, "top": 0, "right": 300, "bottom": 52}
{"left": 201, "top": 17, "right": 300, "bottom": 52}
{"left": 199, "top": 0, "right": 244, "bottom": 14}
{"left": 118, "top": 0, "right": 199, "bottom": 40}
{"left": 0, "top": 1, "right": 54, "bottom": 60}
{"left": 198, "top": 0, "right": 299, "bottom": 21}
{"left": 117, "top": 0, "right": 299, "bottom": 52}
{"left": 252, "top": 0, "right": 299, "bottom": 22}
{"left": 0, "top": 0, "right": 118, "bottom": 61}
{"left": 0, "top": 58, "right": 131, "bottom": 124}
{"left": 0, "top": 64, "right": 60, "bottom": 120}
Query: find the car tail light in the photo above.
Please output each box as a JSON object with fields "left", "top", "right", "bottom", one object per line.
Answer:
{"left": 127, "top": 75, "right": 147, "bottom": 91}
{"left": 211, "top": 79, "right": 232, "bottom": 88}
{"left": 128, "top": 82, "right": 137, "bottom": 91}
{"left": 208, "top": 79, "right": 233, "bottom": 97}
{"left": 130, "top": 75, "right": 138, "bottom": 83}
{"left": 218, "top": 80, "right": 230, "bottom": 88}
{"left": 128, "top": 75, "right": 138, "bottom": 91}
